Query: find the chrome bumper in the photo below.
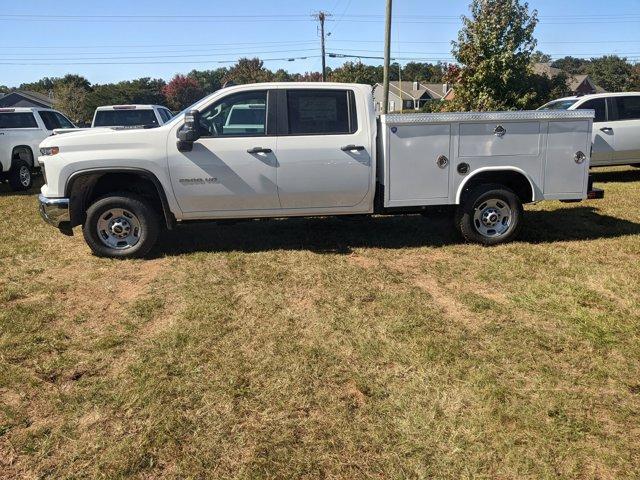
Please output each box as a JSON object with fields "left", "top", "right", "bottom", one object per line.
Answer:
{"left": 38, "top": 194, "right": 70, "bottom": 228}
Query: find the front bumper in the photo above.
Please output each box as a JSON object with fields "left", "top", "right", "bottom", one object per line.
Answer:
{"left": 38, "top": 194, "right": 70, "bottom": 228}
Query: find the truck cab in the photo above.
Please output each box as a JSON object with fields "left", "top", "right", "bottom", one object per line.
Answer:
{"left": 37, "top": 82, "right": 602, "bottom": 258}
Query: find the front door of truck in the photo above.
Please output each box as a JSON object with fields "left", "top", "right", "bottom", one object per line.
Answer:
{"left": 275, "top": 88, "right": 372, "bottom": 209}
{"left": 167, "top": 89, "right": 280, "bottom": 215}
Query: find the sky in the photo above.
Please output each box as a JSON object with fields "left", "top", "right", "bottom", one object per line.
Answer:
{"left": 1, "top": 0, "right": 639, "bottom": 87}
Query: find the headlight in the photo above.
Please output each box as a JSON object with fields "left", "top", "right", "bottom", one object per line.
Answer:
{"left": 40, "top": 146, "right": 59, "bottom": 156}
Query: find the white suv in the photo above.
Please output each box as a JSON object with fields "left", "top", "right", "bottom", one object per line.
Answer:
{"left": 0, "top": 107, "right": 75, "bottom": 190}
{"left": 539, "top": 92, "right": 640, "bottom": 167}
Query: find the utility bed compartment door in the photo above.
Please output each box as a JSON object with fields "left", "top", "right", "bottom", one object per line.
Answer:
{"left": 544, "top": 120, "right": 591, "bottom": 196}
{"left": 386, "top": 123, "right": 451, "bottom": 205}
{"left": 459, "top": 121, "right": 540, "bottom": 157}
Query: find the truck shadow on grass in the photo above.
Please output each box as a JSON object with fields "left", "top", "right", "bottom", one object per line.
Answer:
{"left": 156, "top": 206, "right": 640, "bottom": 256}
{"left": 590, "top": 168, "right": 640, "bottom": 183}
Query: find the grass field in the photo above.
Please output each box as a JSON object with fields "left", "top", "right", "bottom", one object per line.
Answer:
{"left": 1, "top": 167, "right": 639, "bottom": 479}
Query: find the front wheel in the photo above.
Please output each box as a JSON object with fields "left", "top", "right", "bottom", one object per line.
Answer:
{"left": 455, "top": 184, "right": 523, "bottom": 245}
{"left": 83, "top": 193, "right": 160, "bottom": 258}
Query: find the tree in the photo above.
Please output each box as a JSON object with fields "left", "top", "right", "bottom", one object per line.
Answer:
{"left": 223, "top": 58, "right": 273, "bottom": 85}
{"left": 162, "top": 75, "right": 205, "bottom": 111}
{"left": 451, "top": 0, "right": 539, "bottom": 111}
{"left": 586, "top": 56, "right": 633, "bottom": 92}
{"left": 551, "top": 56, "right": 589, "bottom": 74}
{"left": 291, "top": 71, "right": 323, "bottom": 82}
{"left": 330, "top": 61, "right": 381, "bottom": 85}
{"left": 53, "top": 83, "right": 87, "bottom": 125}
{"left": 531, "top": 51, "right": 552, "bottom": 64}
{"left": 402, "top": 62, "right": 446, "bottom": 82}
{"left": 20, "top": 74, "right": 91, "bottom": 95}
{"left": 187, "top": 68, "right": 228, "bottom": 94}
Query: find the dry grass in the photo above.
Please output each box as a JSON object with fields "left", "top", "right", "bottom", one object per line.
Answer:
{"left": 1, "top": 167, "right": 639, "bottom": 479}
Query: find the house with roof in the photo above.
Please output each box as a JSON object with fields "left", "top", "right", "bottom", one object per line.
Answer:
{"left": 373, "top": 81, "right": 452, "bottom": 113}
{"left": 532, "top": 63, "right": 606, "bottom": 95}
{"left": 0, "top": 90, "right": 54, "bottom": 109}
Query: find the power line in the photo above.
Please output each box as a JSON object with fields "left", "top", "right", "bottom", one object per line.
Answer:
{"left": 0, "top": 55, "right": 320, "bottom": 66}
{"left": 0, "top": 48, "right": 319, "bottom": 61}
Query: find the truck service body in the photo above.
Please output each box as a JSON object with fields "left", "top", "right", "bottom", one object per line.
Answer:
{"left": 37, "top": 82, "right": 602, "bottom": 258}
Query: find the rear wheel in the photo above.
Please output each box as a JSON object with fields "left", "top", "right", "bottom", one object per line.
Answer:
{"left": 455, "top": 184, "right": 523, "bottom": 245}
{"left": 82, "top": 193, "right": 159, "bottom": 258}
{"left": 8, "top": 159, "right": 33, "bottom": 191}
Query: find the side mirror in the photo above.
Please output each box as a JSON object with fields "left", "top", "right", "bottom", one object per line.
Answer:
{"left": 177, "top": 110, "right": 201, "bottom": 151}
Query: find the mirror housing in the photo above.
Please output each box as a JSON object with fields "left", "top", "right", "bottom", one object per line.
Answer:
{"left": 177, "top": 110, "right": 201, "bottom": 151}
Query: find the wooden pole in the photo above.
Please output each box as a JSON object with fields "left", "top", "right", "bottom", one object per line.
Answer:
{"left": 382, "top": 0, "right": 393, "bottom": 114}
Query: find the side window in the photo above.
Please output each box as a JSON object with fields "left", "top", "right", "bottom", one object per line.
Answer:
{"left": 54, "top": 112, "right": 74, "bottom": 128}
{"left": 0, "top": 113, "right": 38, "bottom": 128}
{"left": 159, "top": 109, "right": 167, "bottom": 122}
{"left": 286, "top": 89, "right": 357, "bottom": 135}
{"left": 615, "top": 96, "right": 640, "bottom": 121}
{"left": 38, "top": 111, "right": 61, "bottom": 130}
{"left": 577, "top": 99, "right": 606, "bottom": 123}
{"left": 163, "top": 109, "right": 173, "bottom": 121}
{"left": 199, "top": 90, "right": 267, "bottom": 137}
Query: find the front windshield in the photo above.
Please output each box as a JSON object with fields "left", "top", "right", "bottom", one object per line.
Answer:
{"left": 537, "top": 99, "right": 578, "bottom": 111}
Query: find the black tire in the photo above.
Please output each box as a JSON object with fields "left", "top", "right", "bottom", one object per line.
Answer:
{"left": 8, "top": 159, "right": 33, "bottom": 191}
{"left": 455, "top": 184, "right": 523, "bottom": 246}
{"left": 82, "top": 193, "right": 160, "bottom": 259}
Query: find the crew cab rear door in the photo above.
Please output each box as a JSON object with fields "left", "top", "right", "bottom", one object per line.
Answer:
{"left": 274, "top": 88, "right": 371, "bottom": 209}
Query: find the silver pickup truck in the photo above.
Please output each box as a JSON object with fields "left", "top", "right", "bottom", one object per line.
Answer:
{"left": 38, "top": 82, "right": 603, "bottom": 258}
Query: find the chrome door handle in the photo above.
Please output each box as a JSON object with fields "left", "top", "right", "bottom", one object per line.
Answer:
{"left": 247, "top": 147, "right": 272, "bottom": 154}
{"left": 494, "top": 125, "right": 506, "bottom": 137}
{"left": 341, "top": 144, "right": 365, "bottom": 151}
{"left": 600, "top": 127, "right": 613, "bottom": 133}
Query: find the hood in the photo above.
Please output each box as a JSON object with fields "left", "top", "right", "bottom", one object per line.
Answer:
{"left": 39, "top": 124, "right": 169, "bottom": 151}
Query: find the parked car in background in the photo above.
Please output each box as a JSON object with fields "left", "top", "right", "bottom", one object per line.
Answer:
{"left": 54, "top": 105, "right": 174, "bottom": 135}
{"left": 538, "top": 92, "right": 640, "bottom": 167}
{"left": 38, "top": 82, "right": 602, "bottom": 258}
{"left": 92, "top": 105, "right": 174, "bottom": 128}
{"left": 0, "top": 107, "right": 76, "bottom": 190}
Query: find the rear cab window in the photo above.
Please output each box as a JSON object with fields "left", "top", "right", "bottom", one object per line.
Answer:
{"left": 93, "top": 109, "right": 159, "bottom": 128}
{"left": 0, "top": 112, "right": 38, "bottom": 129}
{"left": 285, "top": 89, "right": 358, "bottom": 135}
{"left": 613, "top": 96, "right": 640, "bottom": 121}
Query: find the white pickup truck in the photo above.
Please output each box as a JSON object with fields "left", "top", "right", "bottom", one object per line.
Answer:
{"left": 0, "top": 107, "right": 75, "bottom": 190}
{"left": 54, "top": 105, "right": 174, "bottom": 135}
{"left": 38, "top": 82, "right": 603, "bottom": 258}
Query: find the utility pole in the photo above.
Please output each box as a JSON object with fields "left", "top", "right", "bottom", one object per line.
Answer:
{"left": 382, "top": 0, "right": 393, "bottom": 113}
{"left": 312, "top": 11, "right": 331, "bottom": 81}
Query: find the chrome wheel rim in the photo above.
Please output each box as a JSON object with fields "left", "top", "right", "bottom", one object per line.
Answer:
{"left": 19, "top": 166, "right": 31, "bottom": 187}
{"left": 473, "top": 199, "right": 512, "bottom": 238}
{"left": 96, "top": 208, "right": 142, "bottom": 250}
